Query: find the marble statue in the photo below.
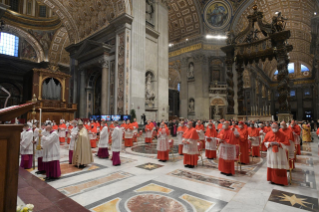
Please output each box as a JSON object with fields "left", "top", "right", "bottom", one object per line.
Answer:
{"left": 146, "top": 0, "right": 154, "bottom": 24}
{"left": 188, "top": 62, "right": 194, "bottom": 79}
{"left": 145, "top": 73, "right": 155, "bottom": 107}
{"left": 188, "top": 98, "right": 195, "bottom": 113}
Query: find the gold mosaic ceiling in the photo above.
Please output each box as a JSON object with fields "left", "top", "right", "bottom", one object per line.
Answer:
{"left": 234, "top": 0, "right": 318, "bottom": 78}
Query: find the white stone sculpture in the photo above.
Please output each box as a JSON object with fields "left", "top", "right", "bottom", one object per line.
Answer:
{"left": 145, "top": 73, "right": 155, "bottom": 107}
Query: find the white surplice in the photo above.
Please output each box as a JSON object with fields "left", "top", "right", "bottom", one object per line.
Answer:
{"left": 99, "top": 126, "right": 109, "bottom": 148}
{"left": 69, "top": 127, "right": 78, "bottom": 151}
{"left": 264, "top": 142, "right": 289, "bottom": 169}
{"left": 157, "top": 129, "right": 170, "bottom": 151}
{"left": 41, "top": 131, "right": 60, "bottom": 162}
{"left": 111, "top": 127, "right": 123, "bottom": 152}
{"left": 20, "top": 129, "right": 33, "bottom": 155}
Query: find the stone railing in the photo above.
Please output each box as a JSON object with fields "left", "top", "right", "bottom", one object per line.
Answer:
{"left": 209, "top": 82, "right": 227, "bottom": 94}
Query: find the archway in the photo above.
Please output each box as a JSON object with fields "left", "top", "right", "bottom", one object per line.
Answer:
{"left": 210, "top": 97, "right": 227, "bottom": 120}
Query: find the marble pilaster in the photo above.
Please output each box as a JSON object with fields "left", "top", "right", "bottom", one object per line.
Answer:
{"left": 100, "top": 57, "right": 109, "bottom": 115}
{"left": 79, "top": 69, "right": 87, "bottom": 118}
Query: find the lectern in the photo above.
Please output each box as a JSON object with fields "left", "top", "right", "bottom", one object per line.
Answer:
{"left": 0, "top": 102, "right": 35, "bottom": 212}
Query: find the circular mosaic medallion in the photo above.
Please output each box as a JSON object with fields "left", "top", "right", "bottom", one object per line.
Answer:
{"left": 131, "top": 143, "right": 179, "bottom": 154}
{"left": 203, "top": 1, "right": 232, "bottom": 30}
{"left": 126, "top": 194, "right": 186, "bottom": 212}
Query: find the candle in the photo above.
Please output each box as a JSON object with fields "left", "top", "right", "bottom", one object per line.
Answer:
{"left": 39, "top": 108, "right": 42, "bottom": 128}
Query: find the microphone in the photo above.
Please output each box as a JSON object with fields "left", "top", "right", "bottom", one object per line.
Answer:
{"left": 0, "top": 85, "right": 11, "bottom": 108}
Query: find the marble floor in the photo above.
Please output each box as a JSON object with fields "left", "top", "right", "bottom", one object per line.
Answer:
{"left": 19, "top": 133, "right": 319, "bottom": 212}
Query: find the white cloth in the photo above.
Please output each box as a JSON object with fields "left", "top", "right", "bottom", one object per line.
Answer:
{"left": 205, "top": 136, "right": 217, "bottom": 151}
{"left": 99, "top": 126, "right": 109, "bottom": 148}
{"left": 69, "top": 127, "right": 79, "bottom": 151}
{"left": 259, "top": 130, "right": 266, "bottom": 144}
{"left": 218, "top": 143, "right": 236, "bottom": 160}
{"left": 265, "top": 142, "right": 289, "bottom": 169}
{"left": 157, "top": 130, "right": 170, "bottom": 151}
{"left": 196, "top": 130, "right": 205, "bottom": 140}
{"left": 125, "top": 129, "right": 133, "bottom": 139}
{"left": 182, "top": 139, "right": 199, "bottom": 155}
{"left": 59, "top": 127, "right": 66, "bottom": 138}
{"left": 292, "top": 132, "right": 300, "bottom": 145}
{"left": 20, "top": 129, "right": 33, "bottom": 155}
{"left": 111, "top": 127, "right": 123, "bottom": 152}
{"left": 145, "top": 128, "right": 153, "bottom": 138}
{"left": 177, "top": 131, "right": 184, "bottom": 145}
{"left": 248, "top": 136, "right": 260, "bottom": 147}
{"left": 42, "top": 131, "right": 60, "bottom": 162}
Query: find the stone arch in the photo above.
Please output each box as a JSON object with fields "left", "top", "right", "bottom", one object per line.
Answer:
{"left": 48, "top": 27, "right": 70, "bottom": 65}
{"left": 3, "top": 24, "right": 44, "bottom": 62}
{"left": 210, "top": 97, "right": 227, "bottom": 106}
{"left": 169, "top": 68, "right": 181, "bottom": 90}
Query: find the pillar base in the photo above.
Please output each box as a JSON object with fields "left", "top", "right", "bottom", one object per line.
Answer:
{"left": 277, "top": 113, "right": 293, "bottom": 122}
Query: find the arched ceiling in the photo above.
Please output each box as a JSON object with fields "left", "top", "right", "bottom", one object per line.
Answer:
{"left": 233, "top": 0, "right": 318, "bottom": 78}
{"left": 168, "top": 0, "right": 202, "bottom": 42}
{"left": 38, "top": 0, "right": 131, "bottom": 43}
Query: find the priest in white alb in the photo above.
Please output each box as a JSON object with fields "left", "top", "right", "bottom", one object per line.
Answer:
{"left": 20, "top": 123, "right": 34, "bottom": 169}
{"left": 41, "top": 123, "right": 61, "bottom": 182}
{"left": 111, "top": 121, "right": 122, "bottom": 166}
{"left": 97, "top": 120, "right": 109, "bottom": 158}
{"left": 68, "top": 120, "right": 78, "bottom": 164}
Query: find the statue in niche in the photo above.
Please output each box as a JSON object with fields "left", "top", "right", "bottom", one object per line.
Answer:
{"left": 146, "top": 0, "right": 154, "bottom": 24}
{"left": 188, "top": 98, "right": 195, "bottom": 113}
{"left": 188, "top": 62, "right": 194, "bottom": 79}
{"left": 145, "top": 72, "right": 155, "bottom": 107}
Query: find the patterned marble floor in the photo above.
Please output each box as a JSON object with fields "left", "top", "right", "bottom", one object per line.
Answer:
{"left": 21, "top": 133, "right": 319, "bottom": 212}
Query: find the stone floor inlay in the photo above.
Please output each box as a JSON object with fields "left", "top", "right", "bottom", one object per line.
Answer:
{"left": 167, "top": 169, "right": 245, "bottom": 192}
{"left": 291, "top": 168, "right": 316, "bottom": 189}
{"left": 268, "top": 189, "right": 319, "bottom": 212}
{"left": 136, "top": 162, "right": 163, "bottom": 171}
{"left": 58, "top": 171, "right": 134, "bottom": 197}
{"left": 86, "top": 180, "right": 228, "bottom": 212}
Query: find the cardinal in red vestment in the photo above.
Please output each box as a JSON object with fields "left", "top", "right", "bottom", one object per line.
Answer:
{"left": 217, "top": 121, "right": 239, "bottom": 176}
{"left": 89, "top": 124, "right": 98, "bottom": 148}
{"left": 288, "top": 120, "right": 301, "bottom": 155}
{"left": 263, "top": 123, "right": 290, "bottom": 185}
{"left": 280, "top": 121, "right": 294, "bottom": 169}
{"left": 248, "top": 122, "right": 260, "bottom": 157}
{"left": 145, "top": 120, "right": 154, "bottom": 143}
{"left": 67, "top": 124, "right": 73, "bottom": 144}
{"left": 182, "top": 121, "right": 199, "bottom": 168}
{"left": 195, "top": 120, "right": 205, "bottom": 149}
{"left": 124, "top": 120, "right": 134, "bottom": 147}
{"left": 205, "top": 121, "right": 217, "bottom": 159}
{"left": 177, "top": 121, "right": 187, "bottom": 155}
{"left": 157, "top": 123, "right": 170, "bottom": 162}
{"left": 258, "top": 122, "right": 269, "bottom": 152}
{"left": 132, "top": 118, "right": 139, "bottom": 142}
{"left": 237, "top": 121, "right": 249, "bottom": 164}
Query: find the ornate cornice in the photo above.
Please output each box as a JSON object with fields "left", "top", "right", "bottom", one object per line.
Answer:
{"left": 33, "top": 68, "right": 71, "bottom": 78}
{"left": 3, "top": 9, "right": 62, "bottom": 30}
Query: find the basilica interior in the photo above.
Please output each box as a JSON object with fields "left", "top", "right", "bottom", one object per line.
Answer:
{"left": 1, "top": 0, "right": 319, "bottom": 212}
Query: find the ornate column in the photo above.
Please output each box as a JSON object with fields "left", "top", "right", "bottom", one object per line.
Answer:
{"left": 236, "top": 61, "right": 244, "bottom": 115}
{"left": 180, "top": 57, "right": 189, "bottom": 118}
{"left": 79, "top": 69, "right": 87, "bottom": 118}
{"left": 100, "top": 56, "right": 109, "bottom": 114}
{"left": 270, "top": 31, "right": 293, "bottom": 121}
{"left": 221, "top": 45, "right": 235, "bottom": 116}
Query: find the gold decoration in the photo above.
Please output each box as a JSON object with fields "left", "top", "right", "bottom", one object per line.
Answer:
{"left": 144, "top": 164, "right": 156, "bottom": 169}
{"left": 278, "top": 194, "right": 312, "bottom": 208}
{"left": 48, "top": 64, "right": 60, "bottom": 73}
